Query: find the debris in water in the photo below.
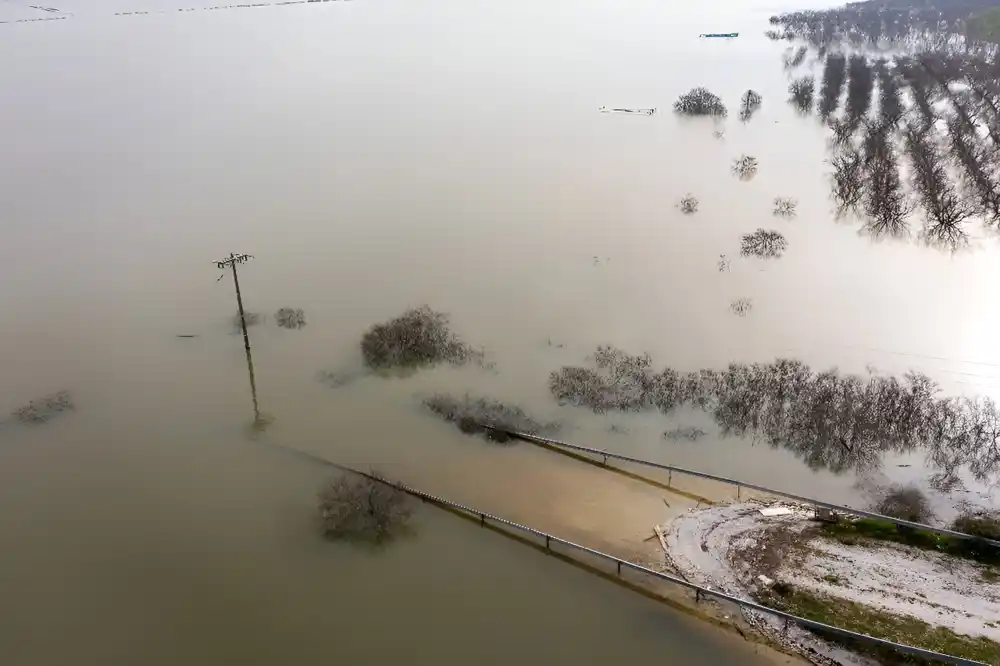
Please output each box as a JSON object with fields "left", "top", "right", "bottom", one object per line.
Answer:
{"left": 740, "top": 229, "right": 787, "bottom": 259}
{"left": 274, "top": 307, "right": 307, "bottom": 329}
{"left": 678, "top": 194, "right": 700, "bottom": 215}
{"left": 731, "top": 155, "right": 759, "bottom": 181}
{"left": 699, "top": 32, "right": 739, "bottom": 38}
{"left": 12, "top": 390, "right": 74, "bottom": 424}
{"left": 599, "top": 106, "right": 656, "bottom": 115}
{"left": 360, "top": 306, "right": 484, "bottom": 371}
{"left": 316, "top": 368, "right": 367, "bottom": 388}
{"left": 674, "top": 87, "right": 728, "bottom": 118}
{"left": 423, "top": 394, "right": 559, "bottom": 443}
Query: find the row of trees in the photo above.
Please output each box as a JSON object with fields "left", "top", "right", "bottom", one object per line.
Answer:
{"left": 549, "top": 347, "right": 1000, "bottom": 483}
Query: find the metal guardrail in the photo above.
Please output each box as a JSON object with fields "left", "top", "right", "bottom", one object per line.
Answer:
{"left": 493, "top": 428, "right": 1000, "bottom": 550}
{"left": 267, "top": 438, "right": 990, "bottom": 665}
{"left": 393, "top": 478, "right": 987, "bottom": 666}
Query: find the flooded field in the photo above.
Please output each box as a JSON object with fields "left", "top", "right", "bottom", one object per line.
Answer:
{"left": 2, "top": 0, "right": 1000, "bottom": 662}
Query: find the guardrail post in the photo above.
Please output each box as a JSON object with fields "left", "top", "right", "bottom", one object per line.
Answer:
{"left": 737, "top": 484, "right": 741, "bottom": 501}
{"left": 480, "top": 513, "right": 485, "bottom": 526}
{"left": 617, "top": 561, "right": 621, "bottom": 576}
{"left": 695, "top": 589, "right": 701, "bottom": 603}
{"left": 545, "top": 535, "right": 550, "bottom": 550}
{"left": 668, "top": 470, "right": 672, "bottom": 487}
{"left": 602, "top": 454, "right": 608, "bottom": 467}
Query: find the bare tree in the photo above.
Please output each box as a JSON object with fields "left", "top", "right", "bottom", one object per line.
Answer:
{"left": 818, "top": 53, "right": 847, "bottom": 119}
{"left": 903, "top": 122, "right": 976, "bottom": 248}
{"left": 318, "top": 471, "right": 414, "bottom": 543}
{"left": 844, "top": 54, "right": 875, "bottom": 132}
{"left": 789, "top": 76, "right": 815, "bottom": 114}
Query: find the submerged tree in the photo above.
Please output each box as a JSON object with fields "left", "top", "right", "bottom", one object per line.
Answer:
{"left": 423, "top": 394, "right": 559, "bottom": 442}
{"left": 12, "top": 390, "right": 74, "bottom": 424}
{"left": 844, "top": 54, "right": 875, "bottom": 132}
{"left": 874, "top": 59, "right": 904, "bottom": 126}
{"left": 784, "top": 45, "right": 809, "bottom": 69}
{"left": 360, "top": 306, "right": 484, "bottom": 371}
{"left": 789, "top": 76, "right": 815, "bottom": 114}
{"left": 674, "top": 87, "right": 728, "bottom": 118}
{"left": 549, "top": 348, "right": 1000, "bottom": 482}
{"left": 903, "top": 122, "right": 976, "bottom": 248}
{"left": 829, "top": 143, "right": 865, "bottom": 217}
{"left": 318, "top": 471, "right": 414, "bottom": 544}
{"left": 948, "top": 116, "right": 1000, "bottom": 226}
{"left": 773, "top": 197, "right": 798, "bottom": 217}
{"left": 861, "top": 121, "right": 912, "bottom": 239}
{"left": 677, "top": 194, "right": 699, "bottom": 215}
{"left": 818, "top": 53, "right": 847, "bottom": 119}
{"left": 740, "top": 229, "right": 788, "bottom": 258}
{"left": 739, "top": 90, "right": 763, "bottom": 122}
{"left": 274, "top": 307, "right": 306, "bottom": 329}
{"left": 732, "top": 154, "right": 760, "bottom": 180}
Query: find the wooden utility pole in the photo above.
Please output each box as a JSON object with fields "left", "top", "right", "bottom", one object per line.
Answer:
{"left": 215, "top": 253, "right": 261, "bottom": 422}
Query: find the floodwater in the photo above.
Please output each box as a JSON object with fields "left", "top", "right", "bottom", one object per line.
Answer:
{"left": 1, "top": 0, "right": 999, "bottom": 662}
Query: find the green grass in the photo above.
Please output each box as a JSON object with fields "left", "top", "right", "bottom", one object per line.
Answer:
{"left": 758, "top": 584, "right": 1000, "bottom": 664}
{"left": 821, "top": 517, "right": 1000, "bottom": 566}
{"left": 968, "top": 6, "right": 1000, "bottom": 43}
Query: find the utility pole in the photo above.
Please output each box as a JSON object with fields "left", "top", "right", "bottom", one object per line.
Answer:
{"left": 215, "top": 253, "right": 263, "bottom": 426}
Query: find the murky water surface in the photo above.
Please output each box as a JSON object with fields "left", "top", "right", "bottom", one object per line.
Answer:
{"left": 1, "top": 0, "right": 999, "bottom": 662}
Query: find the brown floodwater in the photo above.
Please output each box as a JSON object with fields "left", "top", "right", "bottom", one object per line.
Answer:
{"left": 1, "top": 0, "right": 999, "bottom": 662}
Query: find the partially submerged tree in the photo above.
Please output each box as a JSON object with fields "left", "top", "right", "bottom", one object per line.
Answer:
{"left": 274, "top": 307, "right": 306, "bottom": 329}
{"left": 423, "top": 394, "right": 559, "bottom": 442}
{"left": 818, "top": 53, "right": 847, "bottom": 119}
{"left": 773, "top": 197, "right": 798, "bottom": 218}
{"left": 903, "top": 122, "right": 976, "bottom": 248}
{"left": 872, "top": 484, "right": 934, "bottom": 524}
{"left": 731, "top": 298, "right": 753, "bottom": 317}
{"left": 232, "top": 312, "right": 262, "bottom": 329}
{"left": 739, "top": 90, "right": 763, "bottom": 122}
{"left": 875, "top": 59, "right": 904, "bottom": 126}
{"left": 318, "top": 471, "right": 414, "bottom": 544}
{"left": 12, "top": 390, "right": 74, "bottom": 424}
{"left": 789, "top": 76, "right": 815, "bottom": 114}
{"left": 360, "top": 306, "right": 484, "bottom": 371}
{"left": 948, "top": 115, "right": 1000, "bottom": 227}
{"left": 844, "top": 54, "right": 875, "bottom": 132}
{"left": 830, "top": 143, "right": 865, "bottom": 217}
{"left": 732, "top": 154, "right": 760, "bottom": 180}
{"left": 740, "top": 229, "right": 788, "bottom": 259}
{"left": 861, "top": 121, "right": 912, "bottom": 239}
{"left": 673, "top": 87, "right": 727, "bottom": 118}
{"left": 677, "top": 194, "right": 699, "bottom": 215}
{"left": 784, "top": 45, "right": 809, "bottom": 70}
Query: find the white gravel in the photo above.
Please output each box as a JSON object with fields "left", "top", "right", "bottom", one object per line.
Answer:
{"left": 661, "top": 500, "right": 1000, "bottom": 665}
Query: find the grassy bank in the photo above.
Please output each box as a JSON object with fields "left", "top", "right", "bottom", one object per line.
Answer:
{"left": 821, "top": 517, "right": 1000, "bottom": 567}
{"left": 758, "top": 584, "right": 1000, "bottom": 664}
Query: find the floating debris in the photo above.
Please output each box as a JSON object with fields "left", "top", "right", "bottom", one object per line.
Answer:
{"left": 731, "top": 298, "right": 753, "bottom": 317}
{"left": 674, "top": 87, "right": 728, "bottom": 118}
{"left": 739, "top": 90, "right": 763, "bottom": 123}
{"left": 12, "top": 391, "right": 74, "bottom": 424}
{"left": 599, "top": 106, "right": 656, "bottom": 115}
{"left": 773, "top": 197, "right": 798, "bottom": 218}
{"left": 699, "top": 32, "right": 739, "bottom": 38}
{"left": 360, "top": 306, "right": 484, "bottom": 371}
{"left": 608, "top": 423, "right": 629, "bottom": 435}
{"left": 274, "top": 307, "right": 307, "bottom": 330}
{"left": 731, "top": 155, "right": 759, "bottom": 181}
{"left": 663, "top": 426, "right": 708, "bottom": 442}
{"left": 677, "top": 194, "right": 700, "bottom": 215}
{"left": 423, "top": 394, "right": 559, "bottom": 443}
{"left": 713, "top": 129, "right": 726, "bottom": 139}
{"left": 740, "top": 229, "right": 788, "bottom": 259}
